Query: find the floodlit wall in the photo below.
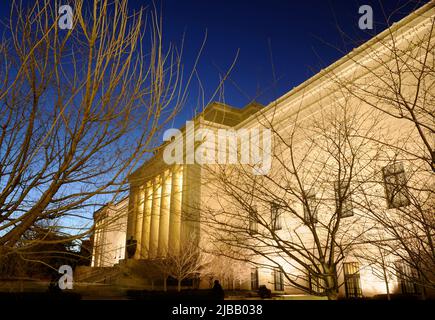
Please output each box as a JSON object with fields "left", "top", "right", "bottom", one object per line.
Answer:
{"left": 92, "top": 3, "right": 434, "bottom": 296}
{"left": 92, "top": 198, "right": 128, "bottom": 267}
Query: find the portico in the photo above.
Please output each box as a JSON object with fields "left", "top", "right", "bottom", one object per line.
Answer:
{"left": 127, "top": 165, "right": 185, "bottom": 259}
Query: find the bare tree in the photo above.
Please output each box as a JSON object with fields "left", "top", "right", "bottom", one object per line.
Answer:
{"left": 202, "top": 251, "right": 249, "bottom": 290}
{"left": 0, "top": 221, "right": 78, "bottom": 280}
{"left": 331, "top": 5, "right": 435, "bottom": 171}
{"left": 357, "top": 153, "right": 435, "bottom": 296}
{"left": 200, "top": 91, "right": 384, "bottom": 299}
{"left": 354, "top": 230, "right": 395, "bottom": 300}
{"left": 152, "top": 235, "right": 210, "bottom": 292}
{"left": 321, "top": 4, "right": 435, "bottom": 297}
{"left": 0, "top": 0, "right": 191, "bottom": 256}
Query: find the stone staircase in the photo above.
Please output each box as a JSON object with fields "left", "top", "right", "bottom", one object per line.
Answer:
{"left": 75, "top": 265, "right": 121, "bottom": 284}
{"left": 74, "top": 260, "right": 154, "bottom": 288}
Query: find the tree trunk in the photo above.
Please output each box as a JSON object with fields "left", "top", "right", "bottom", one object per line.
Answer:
{"left": 327, "top": 292, "right": 339, "bottom": 300}
{"left": 177, "top": 279, "right": 181, "bottom": 292}
{"left": 383, "top": 269, "right": 391, "bottom": 300}
{"left": 325, "top": 264, "right": 339, "bottom": 300}
{"left": 163, "top": 276, "right": 167, "bottom": 292}
{"left": 421, "top": 286, "right": 427, "bottom": 300}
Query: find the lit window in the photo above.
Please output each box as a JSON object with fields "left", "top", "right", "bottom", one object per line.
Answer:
{"left": 303, "top": 190, "right": 317, "bottom": 224}
{"left": 395, "top": 261, "right": 421, "bottom": 295}
{"left": 271, "top": 202, "right": 282, "bottom": 231}
{"left": 249, "top": 206, "right": 258, "bottom": 235}
{"left": 335, "top": 181, "right": 354, "bottom": 218}
{"left": 274, "top": 268, "right": 284, "bottom": 291}
{"left": 251, "top": 267, "right": 259, "bottom": 290}
{"left": 308, "top": 265, "right": 325, "bottom": 294}
{"left": 235, "top": 279, "right": 241, "bottom": 290}
{"left": 382, "top": 162, "right": 410, "bottom": 209}
{"left": 343, "top": 262, "right": 362, "bottom": 298}
{"left": 224, "top": 276, "right": 234, "bottom": 290}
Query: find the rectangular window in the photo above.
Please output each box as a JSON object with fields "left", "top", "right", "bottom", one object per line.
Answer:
{"left": 395, "top": 261, "right": 421, "bottom": 295}
{"left": 224, "top": 276, "right": 234, "bottom": 290}
{"left": 303, "top": 190, "right": 318, "bottom": 224}
{"left": 343, "top": 262, "right": 362, "bottom": 298}
{"left": 271, "top": 202, "right": 282, "bottom": 231}
{"left": 335, "top": 181, "right": 354, "bottom": 218}
{"left": 274, "top": 268, "right": 284, "bottom": 291}
{"left": 308, "top": 265, "right": 325, "bottom": 294}
{"left": 249, "top": 206, "right": 258, "bottom": 235}
{"left": 234, "top": 279, "right": 241, "bottom": 290}
{"left": 382, "top": 162, "right": 410, "bottom": 209}
{"left": 251, "top": 267, "right": 259, "bottom": 290}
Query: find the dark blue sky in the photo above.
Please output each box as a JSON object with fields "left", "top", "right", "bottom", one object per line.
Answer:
{"left": 0, "top": 0, "right": 429, "bottom": 229}
{"left": 150, "top": 0, "right": 428, "bottom": 123}
{"left": 0, "top": 0, "right": 429, "bottom": 125}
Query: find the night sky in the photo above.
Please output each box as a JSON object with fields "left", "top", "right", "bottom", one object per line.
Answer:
{"left": 0, "top": 0, "right": 429, "bottom": 127}
{"left": 141, "top": 0, "right": 429, "bottom": 126}
{"left": 0, "top": 0, "right": 429, "bottom": 231}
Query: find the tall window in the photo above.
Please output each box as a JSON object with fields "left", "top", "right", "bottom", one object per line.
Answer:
{"left": 335, "top": 181, "right": 354, "bottom": 218}
{"left": 303, "top": 190, "right": 318, "bottom": 224}
{"left": 271, "top": 202, "right": 282, "bottom": 231}
{"left": 224, "top": 275, "right": 234, "bottom": 290}
{"left": 234, "top": 279, "right": 241, "bottom": 290}
{"left": 308, "top": 265, "right": 325, "bottom": 294}
{"left": 249, "top": 206, "right": 258, "bottom": 235}
{"left": 382, "top": 162, "right": 410, "bottom": 209}
{"left": 251, "top": 267, "right": 259, "bottom": 290}
{"left": 274, "top": 268, "right": 284, "bottom": 291}
{"left": 343, "top": 262, "right": 362, "bottom": 298}
{"left": 395, "top": 261, "right": 421, "bottom": 295}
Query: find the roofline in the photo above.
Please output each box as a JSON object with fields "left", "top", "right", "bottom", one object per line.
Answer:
{"left": 128, "top": 101, "right": 264, "bottom": 179}
{"left": 127, "top": 2, "right": 433, "bottom": 179}
{"left": 93, "top": 196, "right": 129, "bottom": 219}
{"left": 239, "top": 1, "right": 434, "bottom": 126}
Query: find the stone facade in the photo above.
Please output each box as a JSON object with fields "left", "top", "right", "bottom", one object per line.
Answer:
{"left": 91, "top": 3, "right": 434, "bottom": 297}
{"left": 92, "top": 198, "right": 128, "bottom": 267}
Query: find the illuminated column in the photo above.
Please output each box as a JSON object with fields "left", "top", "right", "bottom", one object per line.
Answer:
{"left": 141, "top": 181, "right": 152, "bottom": 259}
{"left": 180, "top": 164, "right": 200, "bottom": 246}
{"left": 134, "top": 186, "right": 145, "bottom": 259}
{"left": 180, "top": 165, "right": 190, "bottom": 245}
{"left": 91, "top": 231, "right": 97, "bottom": 267}
{"left": 93, "top": 224, "right": 98, "bottom": 267}
{"left": 126, "top": 187, "right": 136, "bottom": 240}
{"left": 125, "top": 186, "right": 140, "bottom": 259}
{"left": 149, "top": 176, "right": 161, "bottom": 258}
{"left": 100, "top": 220, "right": 107, "bottom": 266}
{"left": 94, "top": 222, "right": 101, "bottom": 267}
{"left": 169, "top": 166, "right": 183, "bottom": 255}
{"left": 96, "top": 218, "right": 105, "bottom": 267}
{"left": 158, "top": 170, "right": 172, "bottom": 257}
{"left": 97, "top": 220, "right": 105, "bottom": 266}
